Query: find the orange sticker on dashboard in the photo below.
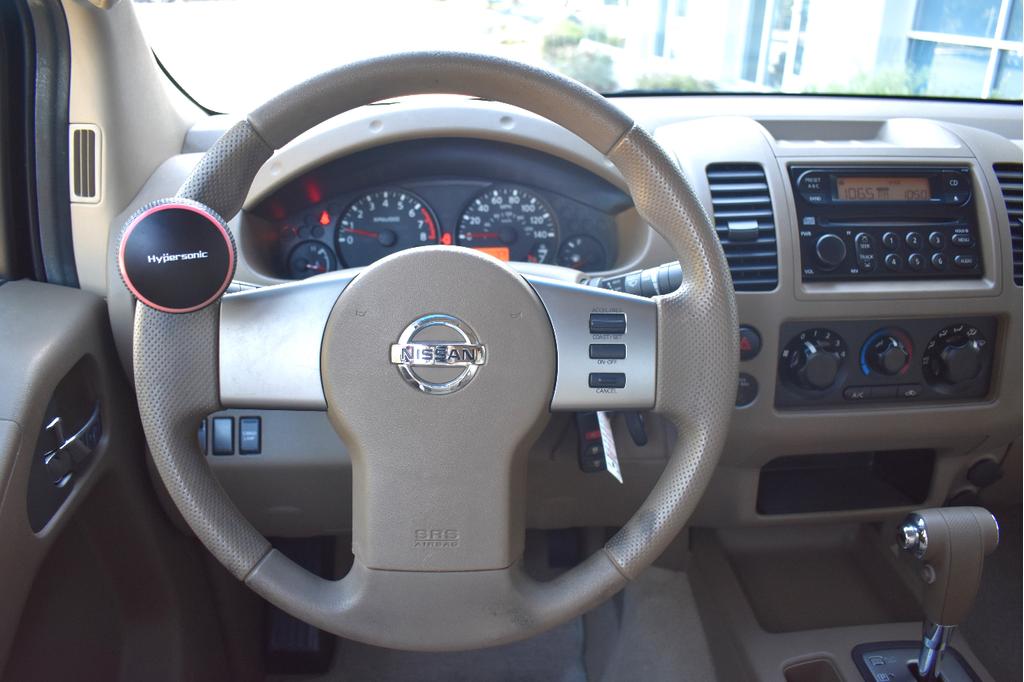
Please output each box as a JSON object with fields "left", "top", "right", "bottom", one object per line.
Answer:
{"left": 472, "top": 246, "right": 511, "bottom": 261}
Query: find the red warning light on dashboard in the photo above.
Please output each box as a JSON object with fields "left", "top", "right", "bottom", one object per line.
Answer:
{"left": 473, "top": 246, "right": 511, "bottom": 261}
{"left": 319, "top": 210, "right": 331, "bottom": 226}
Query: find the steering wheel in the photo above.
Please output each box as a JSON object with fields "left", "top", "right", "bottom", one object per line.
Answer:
{"left": 121, "top": 52, "right": 737, "bottom": 651}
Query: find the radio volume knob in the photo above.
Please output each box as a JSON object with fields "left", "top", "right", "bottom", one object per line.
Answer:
{"left": 815, "top": 234, "right": 847, "bottom": 270}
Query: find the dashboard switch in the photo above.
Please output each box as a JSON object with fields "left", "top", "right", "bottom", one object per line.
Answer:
{"left": 238, "top": 417, "right": 261, "bottom": 455}
{"left": 739, "top": 325, "right": 762, "bottom": 360}
{"left": 589, "top": 373, "right": 626, "bottom": 389}
{"left": 589, "top": 343, "right": 626, "bottom": 360}
{"left": 212, "top": 417, "right": 234, "bottom": 456}
{"left": 589, "top": 313, "right": 626, "bottom": 335}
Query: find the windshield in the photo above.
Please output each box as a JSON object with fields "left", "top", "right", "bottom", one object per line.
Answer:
{"left": 136, "top": 0, "right": 1023, "bottom": 112}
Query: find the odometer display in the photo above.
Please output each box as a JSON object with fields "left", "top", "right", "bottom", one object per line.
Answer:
{"left": 335, "top": 189, "right": 438, "bottom": 267}
{"left": 457, "top": 187, "right": 558, "bottom": 264}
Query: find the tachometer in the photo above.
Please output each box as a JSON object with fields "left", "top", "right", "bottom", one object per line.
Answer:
{"left": 456, "top": 187, "right": 558, "bottom": 263}
{"left": 335, "top": 189, "right": 438, "bottom": 267}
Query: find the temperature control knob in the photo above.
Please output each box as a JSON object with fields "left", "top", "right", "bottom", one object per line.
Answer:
{"left": 864, "top": 331, "right": 912, "bottom": 376}
{"left": 781, "top": 328, "right": 848, "bottom": 391}
{"left": 922, "top": 324, "right": 988, "bottom": 391}
{"left": 815, "top": 234, "right": 847, "bottom": 270}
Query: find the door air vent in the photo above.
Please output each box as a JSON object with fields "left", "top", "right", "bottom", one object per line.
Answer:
{"left": 705, "top": 163, "right": 778, "bottom": 291}
{"left": 993, "top": 162, "right": 1022, "bottom": 286}
{"left": 69, "top": 124, "right": 100, "bottom": 203}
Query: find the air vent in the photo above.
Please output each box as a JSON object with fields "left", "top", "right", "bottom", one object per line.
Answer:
{"left": 994, "top": 162, "right": 1022, "bottom": 286}
{"left": 69, "top": 124, "right": 100, "bottom": 203}
{"left": 705, "top": 163, "right": 778, "bottom": 291}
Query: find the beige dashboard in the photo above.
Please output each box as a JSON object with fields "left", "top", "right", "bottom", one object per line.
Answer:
{"left": 92, "top": 92, "right": 1022, "bottom": 536}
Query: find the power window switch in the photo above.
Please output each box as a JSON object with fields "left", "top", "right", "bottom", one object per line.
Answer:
{"left": 211, "top": 417, "right": 234, "bottom": 455}
{"left": 238, "top": 417, "right": 261, "bottom": 455}
{"left": 589, "top": 313, "right": 626, "bottom": 335}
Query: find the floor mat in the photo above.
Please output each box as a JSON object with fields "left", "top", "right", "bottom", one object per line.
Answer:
{"left": 327, "top": 618, "right": 587, "bottom": 682}
{"left": 591, "top": 567, "right": 717, "bottom": 682}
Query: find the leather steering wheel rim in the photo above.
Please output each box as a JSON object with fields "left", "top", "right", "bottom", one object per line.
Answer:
{"left": 130, "top": 51, "right": 738, "bottom": 651}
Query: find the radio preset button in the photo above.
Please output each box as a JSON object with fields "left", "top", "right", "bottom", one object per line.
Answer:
{"left": 907, "top": 253, "right": 925, "bottom": 271}
{"left": 884, "top": 253, "right": 902, "bottom": 271}
{"left": 931, "top": 252, "right": 948, "bottom": 269}
{"left": 882, "top": 232, "right": 899, "bottom": 249}
{"left": 928, "top": 231, "right": 944, "bottom": 249}
{"left": 905, "top": 232, "right": 923, "bottom": 250}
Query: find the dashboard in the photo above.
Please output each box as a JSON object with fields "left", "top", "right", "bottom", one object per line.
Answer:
{"left": 248, "top": 138, "right": 627, "bottom": 279}
{"left": 102, "top": 95, "right": 1022, "bottom": 538}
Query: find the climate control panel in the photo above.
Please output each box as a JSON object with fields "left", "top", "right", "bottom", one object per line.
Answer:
{"left": 775, "top": 317, "right": 996, "bottom": 409}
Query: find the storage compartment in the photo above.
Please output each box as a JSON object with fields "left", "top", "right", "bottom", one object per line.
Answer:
{"left": 720, "top": 525, "right": 920, "bottom": 633}
{"left": 757, "top": 450, "right": 934, "bottom": 515}
{"left": 783, "top": 659, "right": 843, "bottom": 682}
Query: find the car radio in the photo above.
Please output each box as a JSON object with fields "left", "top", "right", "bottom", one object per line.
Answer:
{"left": 790, "top": 166, "right": 983, "bottom": 282}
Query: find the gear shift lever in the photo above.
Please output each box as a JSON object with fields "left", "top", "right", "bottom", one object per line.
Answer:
{"left": 898, "top": 507, "right": 999, "bottom": 682}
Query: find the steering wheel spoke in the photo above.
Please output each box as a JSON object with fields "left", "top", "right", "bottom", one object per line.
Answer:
{"left": 525, "top": 275, "right": 657, "bottom": 412}
{"left": 218, "top": 271, "right": 357, "bottom": 409}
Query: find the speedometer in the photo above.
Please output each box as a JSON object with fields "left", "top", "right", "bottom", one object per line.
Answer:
{"left": 456, "top": 187, "right": 558, "bottom": 264}
{"left": 335, "top": 189, "right": 438, "bottom": 267}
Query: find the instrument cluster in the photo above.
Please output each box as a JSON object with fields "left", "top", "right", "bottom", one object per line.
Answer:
{"left": 250, "top": 139, "right": 624, "bottom": 280}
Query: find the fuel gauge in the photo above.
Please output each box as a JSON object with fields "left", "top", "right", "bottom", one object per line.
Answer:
{"left": 288, "top": 240, "right": 337, "bottom": 279}
{"left": 557, "top": 235, "right": 606, "bottom": 271}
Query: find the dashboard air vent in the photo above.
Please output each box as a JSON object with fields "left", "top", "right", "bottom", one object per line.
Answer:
{"left": 993, "top": 162, "right": 1022, "bottom": 286}
{"left": 69, "top": 124, "right": 100, "bottom": 203}
{"left": 705, "top": 163, "right": 778, "bottom": 291}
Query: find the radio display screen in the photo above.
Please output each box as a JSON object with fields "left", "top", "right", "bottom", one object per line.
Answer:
{"left": 835, "top": 176, "right": 931, "bottom": 202}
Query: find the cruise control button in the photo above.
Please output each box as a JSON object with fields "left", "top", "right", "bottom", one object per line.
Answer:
{"left": 589, "top": 313, "right": 626, "bottom": 335}
{"left": 843, "top": 386, "right": 870, "bottom": 401}
{"left": 899, "top": 384, "right": 923, "bottom": 399}
{"left": 931, "top": 252, "right": 947, "bottom": 270}
{"left": 928, "top": 231, "right": 944, "bottom": 249}
{"left": 589, "top": 343, "right": 626, "bottom": 360}
{"left": 589, "top": 372, "right": 626, "bottom": 389}
{"left": 954, "top": 254, "right": 978, "bottom": 269}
